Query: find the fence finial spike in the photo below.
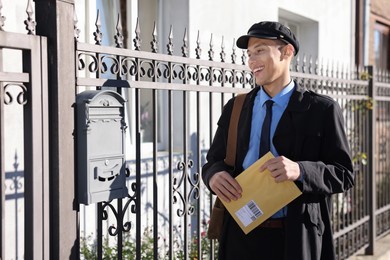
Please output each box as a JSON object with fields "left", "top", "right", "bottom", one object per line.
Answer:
{"left": 314, "top": 57, "right": 319, "bottom": 75}
{"left": 332, "top": 60, "right": 336, "bottom": 78}
{"left": 295, "top": 54, "right": 300, "bottom": 72}
{"left": 151, "top": 21, "right": 158, "bottom": 53}
{"left": 302, "top": 54, "right": 307, "bottom": 73}
{"left": 231, "top": 38, "right": 237, "bottom": 64}
{"left": 0, "top": 0, "right": 6, "bottom": 31}
{"left": 181, "top": 27, "right": 189, "bottom": 57}
{"left": 93, "top": 9, "right": 103, "bottom": 45}
{"left": 220, "top": 36, "right": 226, "bottom": 62}
{"left": 341, "top": 62, "right": 345, "bottom": 79}
{"left": 167, "top": 25, "right": 174, "bottom": 55}
{"left": 133, "top": 17, "right": 141, "bottom": 50}
{"left": 195, "top": 30, "right": 202, "bottom": 59}
{"left": 326, "top": 59, "right": 330, "bottom": 77}
{"left": 24, "top": 0, "right": 36, "bottom": 35}
{"left": 208, "top": 33, "right": 214, "bottom": 61}
{"left": 380, "top": 69, "right": 384, "bottom": 82}
{"left": 337, "top": 61, "right": 341, "bottom": 78}
{"left": 114, "top": 13, "right": 124, "bottom": 48}
{"left": 308, "top": 55, "right": 313, "bottom": 74}
{"left": 358, "top": 64, "right": 363, "bottom": 78}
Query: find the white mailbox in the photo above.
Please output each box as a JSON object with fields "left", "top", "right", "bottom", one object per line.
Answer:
{"left": 76, "top": 90, "right": 128, "bottom": 205}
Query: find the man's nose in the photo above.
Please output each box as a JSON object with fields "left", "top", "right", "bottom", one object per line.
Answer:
{"left": 248, "top": 55, "right": 256, "bottom": 66}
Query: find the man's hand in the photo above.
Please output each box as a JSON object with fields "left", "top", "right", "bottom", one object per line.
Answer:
{"left": 209, "top": 171, "right": 242, "bottom": 202}
{"left": 259, "top": 156, "right": 301, "bottom": 182}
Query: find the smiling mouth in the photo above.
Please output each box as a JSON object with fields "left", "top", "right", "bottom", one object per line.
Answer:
{"left": 253, "top": 66, "right": 264, "bottom": 74}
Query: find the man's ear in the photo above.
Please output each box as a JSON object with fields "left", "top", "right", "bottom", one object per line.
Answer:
{"left": 280, "top": 44, "right": 294, "bottom": 61}
{"left": 284, "top": 44, "right": 295, "bottom": 58}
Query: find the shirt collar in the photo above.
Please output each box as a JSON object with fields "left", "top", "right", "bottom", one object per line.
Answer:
{"left": 259, "top": 80, "right": 295, "bottom": 107}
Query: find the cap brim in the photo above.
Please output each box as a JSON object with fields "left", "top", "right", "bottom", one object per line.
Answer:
{"left": 236, "top": 33, "right": 278, "bottom": 49}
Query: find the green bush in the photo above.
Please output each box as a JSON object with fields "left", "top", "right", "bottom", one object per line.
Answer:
{"left": 80, "top": 227, "right": 218, "bottom": 260}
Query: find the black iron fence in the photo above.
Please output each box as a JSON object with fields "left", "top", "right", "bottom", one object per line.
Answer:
{"left": 74, "top": 10, "right": 390, "bottom": 260}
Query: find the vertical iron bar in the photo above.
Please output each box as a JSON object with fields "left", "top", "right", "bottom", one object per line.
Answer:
{"left": 207, "top": 48, "right": 217, "bottom": 258}
{"left": 386, "top": 101, "right": 390, "bottom": 209}
{"left": 208, "top": 92, "right": 216, "bottom": 260}
{"left": 380, "top": 98, "right": 382, "bottom": 213}
{"left": 387, "top": 100, "right": 390, "bottom": 210}
{"left": 183, "top": 62, "right": 190, "bottom": 260}
{"left": 97, "top": 202, "right": 103, "bottom": 260}
{"left": 153, "top": 87, "right": 158, "bottom": 260}
{"left": 361, "top": 94, "right": 366, "bottom": 222}
{"left": 115, "top": 13, "right": 124, "bottom": 259}
{"left": 135, "top": 84, "right": 142, "bottom": 260}
{"left": 381, "top": 99, "right": 384, "bottom": 212}
{"left": 133, "top": 25, "right": 142, "bottom": 258}
{"left": 383, "top": 100, "right": 386, "bottom": 210}
{"left": 168, "top": 88, "right": 173, "bottom": 260}
{"left": 183, "top": 90, "right": 188, "bottom": 260}
{"left": 196, "top": 91, "right": 201, "bottom": 260}
{"left": 118, "top": 198, "right": 123, "bottom": 260}
{"left": 183, "top": 49, "right": 189, "bottom": 259}
{"left": 366, "top": 65, "right": 376, "bottom": 255}
{"left": 195, "top": 62, "right": 203, "bottom": 259}
{"left": 167, "top": 57, "right": 174, "bottom": 259}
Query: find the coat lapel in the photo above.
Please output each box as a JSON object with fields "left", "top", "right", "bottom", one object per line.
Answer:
{"left": 273, "top": 84, "right": 312, "bottom": 159}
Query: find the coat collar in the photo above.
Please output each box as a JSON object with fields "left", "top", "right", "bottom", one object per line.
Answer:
{"left": 243, "top": 81, "right": 311, "bottom": 112}
{"left": 274, "top": 81, "right": 311, "bottom": 138}
{"left": 285, "top": 81, "right": 311, "bottom": 112}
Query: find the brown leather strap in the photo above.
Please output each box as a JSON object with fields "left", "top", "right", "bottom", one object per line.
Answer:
{"left": 209, "top": 93, "right": 247, "bottom": 240}
{"left": 224, "top": 93, "right": 247, "bottom": 167}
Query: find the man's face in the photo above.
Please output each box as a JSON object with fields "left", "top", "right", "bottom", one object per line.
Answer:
{"left": 246, "top": 37, "right": 290, "bottom": 88}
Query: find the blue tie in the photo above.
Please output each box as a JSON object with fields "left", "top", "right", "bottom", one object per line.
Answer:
{"left": 259, "top": 100, "right": 274, "bottom": 158}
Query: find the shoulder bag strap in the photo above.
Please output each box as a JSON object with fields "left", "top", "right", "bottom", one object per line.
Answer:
{"left": 224, "top": 93, "right": 247, "bottom": 167}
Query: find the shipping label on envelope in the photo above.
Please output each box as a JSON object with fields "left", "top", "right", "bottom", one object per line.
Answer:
{"left": 221, "top": 152, "right": 302, "bottom": 234}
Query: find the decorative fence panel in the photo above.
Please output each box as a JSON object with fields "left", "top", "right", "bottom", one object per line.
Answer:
{"left": 75, "top": 11, "right": 390, "bottom": 260}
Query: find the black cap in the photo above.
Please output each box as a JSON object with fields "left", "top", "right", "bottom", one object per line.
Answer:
{"left": 236, "top": 21, "right": 299, "bottom": 55}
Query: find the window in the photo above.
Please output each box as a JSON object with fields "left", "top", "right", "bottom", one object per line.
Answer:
{"left": 279, "top": 9, "right": 319, "bottom": 59}
{"left": 374, "top": 22, "right": 390, "bottom": 70}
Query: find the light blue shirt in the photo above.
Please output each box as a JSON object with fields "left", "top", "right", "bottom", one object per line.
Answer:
{"left": 242, "top": 80, "right": 295, "bottom": 218}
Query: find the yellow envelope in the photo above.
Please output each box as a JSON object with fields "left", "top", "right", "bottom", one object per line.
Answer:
{"left": 221, "top": 152, "right": 302, "bottom": 234}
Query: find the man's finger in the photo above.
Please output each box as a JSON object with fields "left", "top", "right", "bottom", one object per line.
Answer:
{"left": 259, "top": 158, "right": 275, "bottom": 172}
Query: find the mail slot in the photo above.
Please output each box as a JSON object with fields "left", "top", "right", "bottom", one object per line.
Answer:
{"left": 76, "top": 90, "right": 128, "bottom": 205}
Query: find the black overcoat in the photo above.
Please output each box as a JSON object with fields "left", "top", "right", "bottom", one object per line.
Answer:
{"left": 202, "top": 83, "right": 354, "bottom": 260}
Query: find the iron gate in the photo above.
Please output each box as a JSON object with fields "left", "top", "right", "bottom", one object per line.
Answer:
{"left": 0, "top": 29, "right": 49, "bottom": 259}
